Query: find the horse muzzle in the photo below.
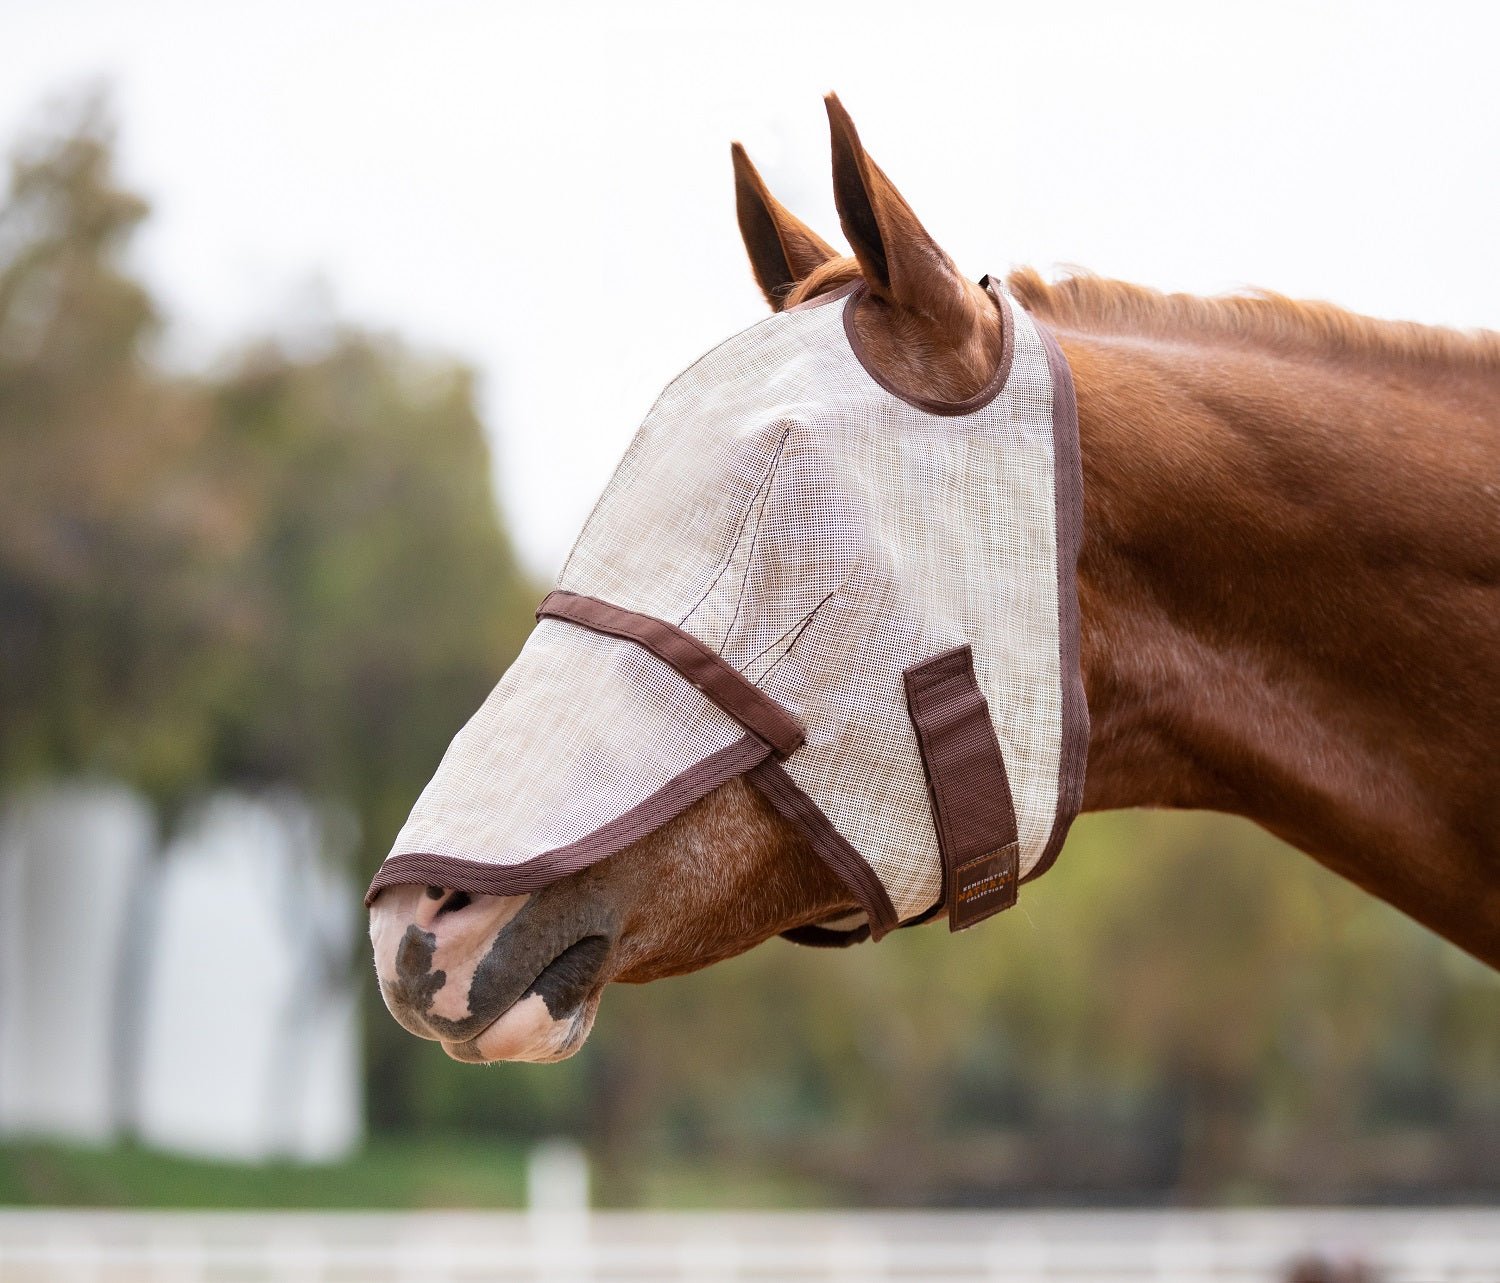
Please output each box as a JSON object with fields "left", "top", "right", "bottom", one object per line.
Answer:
{"left": 369, "top": 883, "right": 613, "bottom": 1063}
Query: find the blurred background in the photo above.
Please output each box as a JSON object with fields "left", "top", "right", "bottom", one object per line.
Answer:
{"left": 0, "top": 0, "right": 1497, "bottom": 1264}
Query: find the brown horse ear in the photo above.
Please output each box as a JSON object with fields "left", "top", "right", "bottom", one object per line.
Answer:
{"left": 732, "top": 142, "right": 838, "bottom": 312}
{"left": 824, "top": 93, "right": 968, "bottom": 326}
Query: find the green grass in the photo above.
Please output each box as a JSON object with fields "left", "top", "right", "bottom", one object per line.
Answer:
{"left": 0, "top": 1137, "right": 528, "bottom": 1209}
{"left": 0, "top": 1138, "right": 831, "bottom": 1210}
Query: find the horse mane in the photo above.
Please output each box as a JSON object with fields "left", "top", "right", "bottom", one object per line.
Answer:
{"left": 785, "top": 258, "right": 862, "bottom": 306}
{"left": 1007, "top": 267, "right": 1500, "bottom": 374}
{"left": 787, "top": 259, "right": 1500, "bottom": 374}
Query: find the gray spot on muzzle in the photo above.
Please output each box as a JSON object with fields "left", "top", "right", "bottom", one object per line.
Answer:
{"left": 386, "top": 926, "right": 446, "bottom": 1027}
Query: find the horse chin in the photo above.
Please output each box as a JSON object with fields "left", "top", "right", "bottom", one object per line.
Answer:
{"left": 442, "top": 989, "right": 602, "bottom": 1064}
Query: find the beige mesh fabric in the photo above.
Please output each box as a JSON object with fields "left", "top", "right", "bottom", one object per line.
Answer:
{"left": 388, "top": 619, "right": 750, "bottom": 871}
{"left": 373, "top": 279, "right": 1084, "bottom": 934}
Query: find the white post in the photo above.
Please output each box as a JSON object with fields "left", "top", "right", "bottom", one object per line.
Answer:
{"left": 527, "top": 1138, "right": 590, "bottom": 1216}
{"left": 527, "top": 1138, "right": 591, "bottom": 1283}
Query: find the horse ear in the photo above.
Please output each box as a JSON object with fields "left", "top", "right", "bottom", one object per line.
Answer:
{"left": 824, "top": 93, "right": 969, "bottom": 326}
{"left": 732, "top": 142, "right": 838, "bottom": 312}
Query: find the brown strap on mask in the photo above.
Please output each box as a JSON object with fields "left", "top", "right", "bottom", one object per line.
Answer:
{"left": 903, "top": 645, "right": 1020, "bottom": 931}
{"left": 537, "top": 590, "right": 805, "bottom": 758}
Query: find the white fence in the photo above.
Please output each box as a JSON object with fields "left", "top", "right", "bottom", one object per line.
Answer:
{"left": 1, "top": 1208, "right": 1498, "bottom": 1282}
{"left": 0, "top": 783, "right": 362, "bottom": 1163}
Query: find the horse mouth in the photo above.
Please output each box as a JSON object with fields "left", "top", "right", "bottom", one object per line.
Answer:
{"left": 443, "top": 935, "right": 611, "bottom": 1063}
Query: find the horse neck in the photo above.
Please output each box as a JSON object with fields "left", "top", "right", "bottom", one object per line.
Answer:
{"left": 1064, "top": 327, "right": 1500, "bottom": 966}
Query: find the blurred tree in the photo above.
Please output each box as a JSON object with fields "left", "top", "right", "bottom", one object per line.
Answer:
{"left": 207, "top": 334, "right": 532, "bottom": 864}
{"left": 0, "top": 97, "right": 532, "bottom": 840}
{"left": 0, "top": 96, "right": 243, "bottom": 795}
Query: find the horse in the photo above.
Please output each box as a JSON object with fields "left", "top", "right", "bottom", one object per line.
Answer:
{"left": 369, "top": 95, "right": 1499, "bottom": 1065}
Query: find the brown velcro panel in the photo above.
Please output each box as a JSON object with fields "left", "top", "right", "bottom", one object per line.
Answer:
{"left": 903, "top": 645, "right": 1021, "bottom": 931}
{"left": 536, "top": 590, "right": 806, "bottom": 759}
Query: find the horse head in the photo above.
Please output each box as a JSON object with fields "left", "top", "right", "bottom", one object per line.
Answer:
{"left": 368, "top": 95, "right": 1069, "bottom": 1063}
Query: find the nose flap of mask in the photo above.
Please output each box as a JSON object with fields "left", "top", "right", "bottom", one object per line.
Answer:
{"left": 364, "top": 615, "right": 775, "bottom": 905}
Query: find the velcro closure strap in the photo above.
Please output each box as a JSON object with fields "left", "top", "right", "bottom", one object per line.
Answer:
{"left": 537, "top": 590, "right": 806, "bottom": 759}
{"left": 903, "top": 645, "right": 1020, "bottom": 931}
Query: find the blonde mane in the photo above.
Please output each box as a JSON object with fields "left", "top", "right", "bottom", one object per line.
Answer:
{"left": 1006, "top": 267, "right": 1500, "bottom": 374}
{"left": 789, "top": 259, "right": 1499, "bottom": 374}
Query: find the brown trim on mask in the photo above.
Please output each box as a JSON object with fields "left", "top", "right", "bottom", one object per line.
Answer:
{"left": 841, "top": 276, "right": 1015, "bottom": 417}
{"left": 536, "top": 590, "right": 806, "bottom": 759}
{"left": 364, "top": 734, "right": 772, "bottom": 906}
{"left": 1025, "top": 320, "right": 1090, "bottom": 885}
{"left": 745, "top": 758, "right": 899, "bottom": 940}
{"left": 903, "top": 645, "right": 1021, "bottom": 931}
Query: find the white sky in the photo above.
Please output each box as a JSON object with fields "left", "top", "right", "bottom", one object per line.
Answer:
{"left": 2, "top": 0, "right": 1496, "bottom": 577}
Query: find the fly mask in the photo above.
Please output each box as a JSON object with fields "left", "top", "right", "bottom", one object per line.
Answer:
{"left": 366, "top": 277, "right": 1088, "bottom": 944}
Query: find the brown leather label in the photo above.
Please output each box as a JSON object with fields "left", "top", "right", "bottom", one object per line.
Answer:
{"left": 903, "top": 645, "right": 1022, "bottom": 932}
{"left": 951, "top": 843, "right": 1020, "bottom": 930}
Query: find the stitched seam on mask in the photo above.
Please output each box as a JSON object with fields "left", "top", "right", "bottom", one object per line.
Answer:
{"left": 678, "top": 452, "right": 773, "bottom": 630}
{"left": 752, "top": 584, "right": 843, "bottom": 686}
{"left": 679, "top": 425, "right": 790, "bottom": 634}
{"left": 714, "top": 432, "right": 789, "bottom": 654}
{"left": 743, "top": 584, "right": 838, "bottom": 684}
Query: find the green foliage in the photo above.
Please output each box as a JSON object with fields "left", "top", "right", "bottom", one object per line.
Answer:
{"left": 205, "top": 335, "right": 532, "bottom": 864}
{"left": 0, "top": 1138, "right": 528, "bottom": 1209}
{"left": 0, "top": 98, "right": 226, "bottom": 795}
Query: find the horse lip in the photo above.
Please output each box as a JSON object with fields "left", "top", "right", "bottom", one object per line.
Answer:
{"left": 442, "top": 1031, "right": 500, "bottom": 1063}
{"left": 441, "top": 934, "right": 610, "bottom": 1060}
{"left": 523, "top": 933, "right": 612, "bottom": 1016}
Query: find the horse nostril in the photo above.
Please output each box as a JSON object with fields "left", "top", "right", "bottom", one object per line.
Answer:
{"left": 424, "top": 887, "right": 473, "bottom": 917}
